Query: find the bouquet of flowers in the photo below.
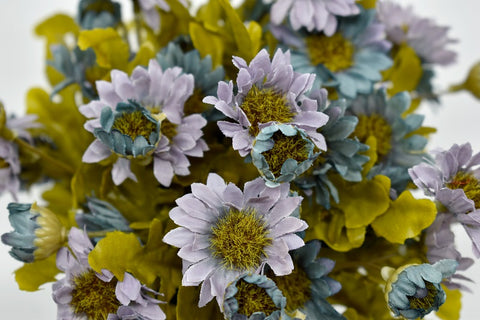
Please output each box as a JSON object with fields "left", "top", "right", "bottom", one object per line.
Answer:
{"left": 1, "top": 0, "right": 479, "bottom": 319}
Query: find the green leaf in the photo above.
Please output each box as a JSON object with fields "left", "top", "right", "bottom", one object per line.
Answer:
{"left": 189, "top": 22, "right": 224, "bottom": 67}
{"left": 336, "top": 175, "right": 391, "bottom": 229}
{"left": 88, "top": 231, "right": 143, "bottom": 281}
{"left": 35, "top": 14, "right": 79, "bottom": 43}
{"left": 78, "top": 28, "right": 129, "bottom": 69}
{"left": 14, "top": 254, "right": 59, "bottom": 291}
{"left": 382, "top": 44, "right": 422, "bottom": 96}
{"left": 217, "top": 0, "right": 253, "bottom": 60}
{"left": 176, "top": 286, "right": 224, "bottom": 320}
{"left": 371, "top": 191, "right": 437, "bottom": 244}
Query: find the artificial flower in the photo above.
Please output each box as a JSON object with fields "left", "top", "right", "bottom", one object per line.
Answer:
{"left": 273, "top": 6, "right": 391, "bottom": 99}
{"left": 223, "top": 274, "right": 287, "bottom": 320}
{"left": 348, "top": 88, "right": 428, "bottom": 192}
{"left": 1, "top": 202, "right": 67, "bottom": 263}
{"left": 163, "top": 173, "right": 307, "bottom": 308}
{"left": 269, "top": 240, "right": 345, "bottom": 319}
{"left": 137, "top": 0, "right": 187, "bottom": 33}
{"left": 52, "top": 228, "right": 165, "bottom": 320}
{"left": 383, "top": 259, "right": 458, "bottom": 319}
{"left": 204, "top": 48, "right": 328, "bottom": 157}
{"left": 80, "top": 59, "right": 208, "bottom": 186}
{"left": 251, "top": 123, "right": 319, "bottom": 187}
{"left": 377, "top": 0, "right": 456, "bottom": 66}
{"left": 77, "top": 0, "right": 122, "bottom": 30}
{"left": 268, "top": 0, "right": 360, "bottom": 35}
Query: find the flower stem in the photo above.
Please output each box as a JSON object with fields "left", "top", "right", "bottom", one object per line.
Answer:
{"left": 15, "top": 137, "right": 76, "bottom": 175}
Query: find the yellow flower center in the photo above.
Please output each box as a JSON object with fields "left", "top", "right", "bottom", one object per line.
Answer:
{"left": 210, "top": 208, "right": 272, "bottom": 270}
{"left": 261, "top": 132, "right": 310, "bottom": 176}
{"left": 112, "top": 110, "right": 157, "bottom": 141}
{"left": 160, "top": 119, "right": 178, "bottom": 141}
{"left": 353, "top": 114, "right": 393, "bottom": 160}
{"left": 241, "top": 86, "right": 295, "bottom": 136}
{"left": 446, "top": 171, "right": 480, "bottom": 209}
{"left": 271, "top": 265, "right": 312, "bottom": 311}
{"left": 408, "top": 281, "right": 437, "bottom": 311}
{"left": 235, "top": 279, "right": 278, "bottom": 317}
{"left": 306, "top": 33, "right": 355, "bottom": 72}
{"left": 70, "top": 270, "right": 120, "bottom": 320}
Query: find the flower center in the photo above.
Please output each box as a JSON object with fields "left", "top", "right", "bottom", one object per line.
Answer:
{"left": 241, "top": 86, "right": 295, "bottom": 136}
{"left": 210, "top": 208, "right": 272, "bottom": 270}
{"left": 271, "top": 265, "right": 312, "bottom": 311}
{"left": 306, "top": 33, "right": 355, "bottom": 72}
{"left": 112, "top": 110, "right": 158, "bottom": 142}
{"left": 70, "top": 270, "right": 120, "bottom": 320}
{"left": 408, "top": 281, "right": 438, "bottom": 311}
{"left": 261, "top": 132, "right": 310, "bottom": 176}
{"left": 160, "top": 119, "right": 178, "bottom": 141}
{"left": 353, "top": 114, "right": 392, "bottom": 160}
{"left": 235, "top": 280, "right": 277, "bottom": 317}
{"left": 446, "top": 171, "right": 480, "bottom": 209}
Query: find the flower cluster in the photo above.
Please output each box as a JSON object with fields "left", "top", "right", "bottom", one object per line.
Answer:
{"left": 1, "top": 0, "right": 479, "bottom": 319}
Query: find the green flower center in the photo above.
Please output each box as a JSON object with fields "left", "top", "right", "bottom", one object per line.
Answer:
{"left": 210, "top": 208, "right": 272, "bottom": 270}
{"left": 306, "top": 33, "right": 355, "bottom": 72}
{"left": 241, "top": 86, "right": 295, "bottom": 136}
{"left": 353, "top": 114, "right": 393, "bottom": 160}
{"left": 261, "top": 132, "right": 310, "bottom": 176}
{"left": 446, "top": 171, "right": 480, "bottom": 209}
{"left": 408, "top": 281, "right": 438, "bottom": 311}
{"left": 235, "top": 280, "right": 277, "bottom": 317}
{"left": 271, "top": 265, "right": 312, "bottom": 311}
{"left": 112, "top": 110, "right": 157, "bottom": 141}
{"left": 160, "top": 119, "right": 178, "bottom": 141}
{"left": 70, "top": 270, "right": 120, "bottom": 320}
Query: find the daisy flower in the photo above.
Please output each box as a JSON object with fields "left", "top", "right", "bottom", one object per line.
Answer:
{"left": 204, "top": 48, "right": 328, "bottom": 157}
{"left": 52, "top": 228, "right": 165, "bottom": 320}
{"left": 377, "top": 0, "right": 456, "bottom": 66}
{"left": 80, "top": 59, "right": 208, "bottom": 186}
{"left": 163, "top": 173, "right": 308, "bottom": 308}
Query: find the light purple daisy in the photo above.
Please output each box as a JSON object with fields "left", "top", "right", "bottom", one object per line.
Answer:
{"left": 203, "top": 48, "right": 328, "bottom": 157}
{"left": 137, "top": 0, "right": 187, "bottom": 32}
{"left": 377, "top": 0, "right": 457, "bottom": 65}
{"left": 268, "top": 0, "right": 360, "bottom": 35}
{"left": 80, "top": 59, "right": 208, "bottom": 186}
{"left": 52, "top": 228, "right": 165, "bottom": 320}
{"left": 162, "top": 173, "right": 308, "bottom": 308}
{"left": 409, "top": 143, "right": 480, "bottom": 256}
{"left": 0, "top": 107, "right": 39, "bottom": 200}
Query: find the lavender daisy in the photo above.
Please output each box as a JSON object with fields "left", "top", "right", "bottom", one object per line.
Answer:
{"left": 409, "top": 143, "right": 480, "bottom": 256}
{"left": 80, "top": 59, "right": 208, "bottom": 186}
{"left": 52, "top": 228, "right": 165, "bottom": 320}
{"left": 162, "top": 173, "right": 308, "bottom": 308}
{"left": 269, "top": 0, "right": 360, "bottom": 35}
{"left": 203, "top": 48, "right": 328, "bottom": 157}
{"left": 377, "top": 0, "right": 456, "bottom": 66}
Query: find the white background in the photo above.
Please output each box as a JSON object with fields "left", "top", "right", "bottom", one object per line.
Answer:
{"left": 0, "top": 0, "right": 479, "bottom": 319}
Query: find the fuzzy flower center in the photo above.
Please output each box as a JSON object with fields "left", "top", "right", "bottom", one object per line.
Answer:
{"left": 271, "top": 265, "right": 312, "bottom": 311}
{"left": 241, "top": 86, "right": 295, "bottom": 136}
{"left": 353, "top": 114, "right": 393, "bottom": 160}
{"left": 446, "top": 171, "right": 480, "bottom": 209}
{"left": 210, "top": 208, "right": 272, "bottom": 270}
{"left": 235, "top": 280, "right": 277, "bottom": 317}
{"left": 70, "top": 270, "right": 120, "bottom": 320}
{"left": 261, "top": 132, "right": 310, "bottom": 176}
{"left": 112, "top": 110, "right": 157, "bottom": 141}
{"left": 160, "top": 119, "right": 178, "bottom": 141}
{"left": 407, "top": 281, "right": 438, "bottom": 311}
{"left": 306, "top": 33, "right": 355, "bottom": 72}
